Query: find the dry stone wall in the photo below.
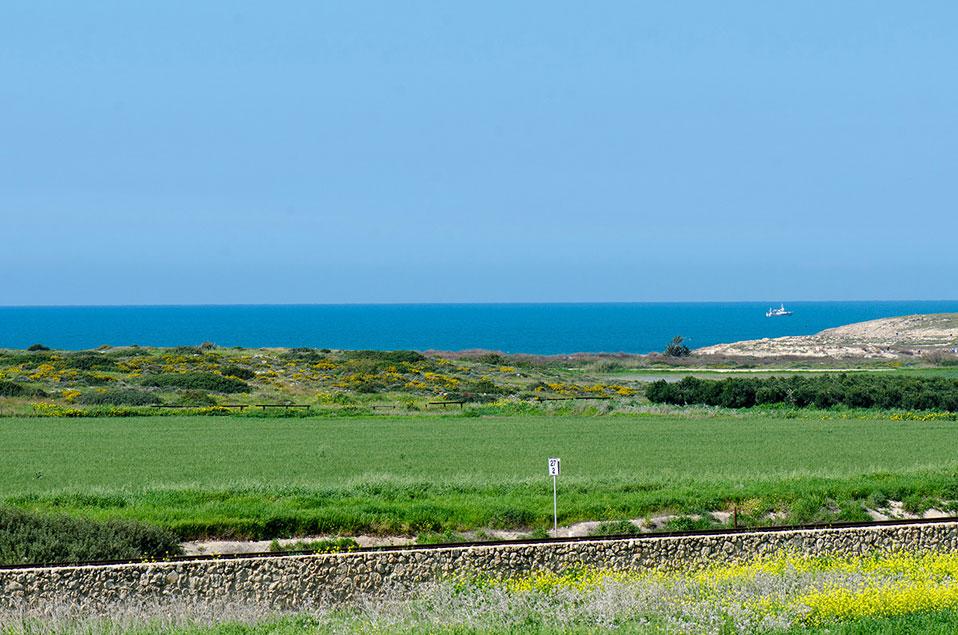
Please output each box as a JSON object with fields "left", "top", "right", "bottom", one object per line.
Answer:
{"left": 3, "top": 520, "right": 958, "bottom": 610}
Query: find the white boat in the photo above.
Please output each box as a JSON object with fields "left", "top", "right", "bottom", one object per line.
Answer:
{"left": 766, "top": 304, "right": 793, "bottom": 318}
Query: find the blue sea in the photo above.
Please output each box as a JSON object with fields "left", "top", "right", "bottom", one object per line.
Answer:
{"left": 1, "top": 302, "right": 957, "bottom": 354}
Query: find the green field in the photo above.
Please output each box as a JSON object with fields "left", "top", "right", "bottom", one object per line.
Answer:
{"left": 3, "top": 413, "right": 958, "bottom": 539}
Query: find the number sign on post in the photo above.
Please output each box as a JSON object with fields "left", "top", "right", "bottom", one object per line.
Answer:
{"left": 548, "top": 457, "right": 560, "bottom": 534}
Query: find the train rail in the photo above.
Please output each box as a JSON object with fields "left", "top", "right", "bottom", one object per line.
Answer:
{"left": 2, "top": 515, "right": 957, "bottom": 571}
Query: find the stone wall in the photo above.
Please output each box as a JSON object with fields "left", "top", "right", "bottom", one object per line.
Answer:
{"left": 3, "top": 520, "right": 958, "bottom": 610}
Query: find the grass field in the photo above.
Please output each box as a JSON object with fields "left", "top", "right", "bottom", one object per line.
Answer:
{"left": 3, "top": 413, "right": 958, "bottom": 539}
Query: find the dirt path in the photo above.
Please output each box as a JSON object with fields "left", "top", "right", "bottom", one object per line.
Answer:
{"left": 182, "top": 513, "right": 729, "bottom": 555}
{"left": 181, "top": 500, "right": 956, "bottom": 555}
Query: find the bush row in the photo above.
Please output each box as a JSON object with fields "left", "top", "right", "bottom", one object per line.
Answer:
{"left": 645, "top": 374, "right": 958, "bottom": 411}
{"left": 0, "top": 507, "right": 181, "bottom": 565}
{"left": 0, "top": 380, "right": 25, "bottom": 397}
{"left": 76, "top": 388, "right": 162, "bottom": 406}
{"left": 0, "top": 380, "right": 46, "bottom": 398}
{"left": 220, "top": 365, "right": 256, "bottom": 380}
{"left": 140, "top": 372, "right": 251, "bottom": 393}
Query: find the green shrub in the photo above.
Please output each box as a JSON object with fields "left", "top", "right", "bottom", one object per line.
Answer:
{"left": 74, "top": 372, "right": 114, "bottom": 386}
{"left": 316, "top": 392, "right": 355, "bottom": 405}
{"left": 645, "top": 374, "right": 958, "bottom": 412}
{"left": 140, "top": 372, "right": 251, "bottom": 394}
{"left": 268, "top": 537, "right": 359, "bottom": 553}
{"left": 173, "top": 390, "right": 217, "bottom": 407}
{"left": 664, "top": 336, "right": 691, "bottom": 357}
{"left": 353, "top": 378, "right": 385, "bottom": 394}
{"left": 0, "top": 507, "right": 181, "bottom": 565}
{"left": 0, "top": 381, "right": 24, "bottom": 397}
{"left": 77, "top": 389, "right": 161, "bottom": 406}
{"left": 664, "top": 516, "right": 716, "bottom": 532}
{"left": 589, "top": 519, "right": 642, "bottom": 536}
{"left": 342, "top": 350, "right": 425, "bottom": 364}
{"left": 0, "top": 351, "right": 52, "bottom": 365}
{"left": 280, "top": 348, "right": 328, "bottom": 363}
{"left": 63, "top": 352, "right": 117, "bottom": 371}
{"left": 220, "top": 365, "right": 255, "bottom": 380}
{"left": 32, "top": 402, "right": 84, "bottom": 417}
{"left": 416, "top": 530, "right": 469, "bottom": 545}
{"left": 0, "top": 381, "right": 46, "bottom": 398}
{"left": 475, "top": 353, "right": 506, "bottom": 365}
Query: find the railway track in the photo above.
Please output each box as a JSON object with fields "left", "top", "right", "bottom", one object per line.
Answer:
{"left": 3, "top": 515, "right": 957, "bottom": 571}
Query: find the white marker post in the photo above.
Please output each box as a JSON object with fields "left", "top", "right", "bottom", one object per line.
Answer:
{"left": 548, "top": 457, "right": 561, "bottom": 535}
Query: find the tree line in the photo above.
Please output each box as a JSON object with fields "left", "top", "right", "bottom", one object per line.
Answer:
{"left": 645, "top": 374, "right": 958, "bottom": 411}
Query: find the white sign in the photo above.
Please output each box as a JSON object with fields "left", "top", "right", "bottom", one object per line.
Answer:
{"left": 548, "top": 457, "right": 561, "bottom": 476}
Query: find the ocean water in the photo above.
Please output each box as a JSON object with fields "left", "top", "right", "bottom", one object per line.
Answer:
{"left": 1, "top": 302, "right": 957, "bottom": 354}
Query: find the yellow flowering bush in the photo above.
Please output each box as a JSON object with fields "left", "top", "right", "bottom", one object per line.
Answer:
{"left": 890, "top": 411, "right": 958, "bottom": 421}
{"left": 30, "top": 363, "right": 65, "bottom": 382}
{"left": 32, "top": 402, "right": 84, "bottom": 417}
{"left": 475, "top": 551, "right": 958, "bottom": 629}
{"left": 422, "top": 372, "right": 460, "bottom": 389}
{"left": 801, "top": 581, "right": 958, "bottom": 623}
{"left": 795, "top": 551, "right": 958, "bottom": 624}
{"left": 499, "top": 567, "right": 640, "bottom": 593}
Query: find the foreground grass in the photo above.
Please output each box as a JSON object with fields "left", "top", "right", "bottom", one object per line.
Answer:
{"left": 3, "top": 415, "right": 958, "bottom": 538}
{"left": 12, "top": 613, "right": 958, "bottom": 634}
{"left": 9, "top": 552, "right": 958, "bottom": 633}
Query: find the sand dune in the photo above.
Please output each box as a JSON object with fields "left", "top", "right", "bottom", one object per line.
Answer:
{"left": 696, "top": 313, "right": 958, "bottom": 359}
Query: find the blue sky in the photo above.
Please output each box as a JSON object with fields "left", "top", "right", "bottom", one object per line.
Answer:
{"left": 2, "top": 2, "right": 956, "bottom": 305}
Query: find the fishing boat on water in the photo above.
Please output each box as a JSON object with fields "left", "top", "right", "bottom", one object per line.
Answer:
{"left": 766, "top": 304, "right": 793, "bottom": 318}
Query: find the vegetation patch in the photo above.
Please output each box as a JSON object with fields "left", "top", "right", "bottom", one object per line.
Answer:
{"left": 173, "top": 390, "right": 218, "bottom": 407}
{"left": 0, "top": 380, "right": 25, "bottom": 397}
{"left": 589, "top": 519, "right": 643, "bottom": 536}
{"left": 220, "top": 365, "right": 255, "bottom": 380}
{"left": 16, "top": 553, "right": 958, "bottom": 633}
{"left": 267, "top": 537, "right": 359, "bottom": 554}
{"left": 62, "top": 351, "right": 118, "bottom": 371}
{"left": 140, "top": 372, "right": 251, "bottom": 394}
{"left": 647, "top": 374, "right": 958, "bottom": 410}
{"left": 76, "top": 388, "right": 161, "bottom": 406}
{"left": 0, "top": 506, "right": 181, "bottom": 565}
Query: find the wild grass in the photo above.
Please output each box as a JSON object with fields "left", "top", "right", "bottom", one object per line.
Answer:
{"left": 9, "top": 553, "right": 958, "bottom": 633}
{"left": 3, "top": 414, "right": 958, "bottom": 539}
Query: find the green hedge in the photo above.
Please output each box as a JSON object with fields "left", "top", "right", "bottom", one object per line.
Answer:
{"left": 341, "top": 350, "right": 425, "bottom": 363}
{"left": 0, "top": 380, "right": 46, "bottom": 398}
{"left": 173, "top": 390, "right": 218, "bottom": 406}
{"left": 0, "top": 381, "right": 24, "bottom": 397}
{"left": 76, "top": 388, "right": 162, "bottom": 406}
{"left": 0, "top": 507, "right": 181, "bottom": 565}
{"left": 62, "top": 351, "right": 118, "bottom": 371}
{"left": 646, "top": 374, "right": 958, "bottom": 411}
{"left": 220, "top": 365, "right": 256, "bottom": 380}
{"left": 140, "top": 372, "right": 251, "bottom": 393}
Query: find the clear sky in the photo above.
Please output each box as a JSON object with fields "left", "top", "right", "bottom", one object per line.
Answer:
{"left": 2, "top": 2, "right": 956, "bottom": 305}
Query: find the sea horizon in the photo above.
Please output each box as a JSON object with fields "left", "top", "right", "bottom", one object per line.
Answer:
{"left": 3, "top": 299, "right": 958, "bottom": 308}
{"left": 3, "top": 301, "right": 958, "bottom": 354}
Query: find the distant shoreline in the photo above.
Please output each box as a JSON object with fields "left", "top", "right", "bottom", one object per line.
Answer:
{"left": 698, "top": 313, "right": 958, "bottom": 359}
{"left": 3, "top": 303, "right": 958, "bottom": 354}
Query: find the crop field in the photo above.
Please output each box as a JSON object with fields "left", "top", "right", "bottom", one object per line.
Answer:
{"left": 4, "top": 413, "right": 958, "bottom": 539}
